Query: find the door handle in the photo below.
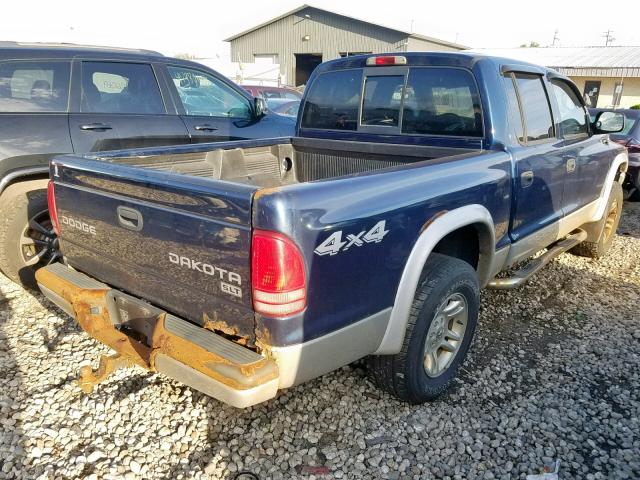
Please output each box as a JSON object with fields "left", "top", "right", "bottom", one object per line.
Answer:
{"left": 116, "top": 206, "right": 143, "bottom": 231}
{"left": 520, "top": 170, "right": 534, "bottom": 188}
{"left": 194, "top": 124, "right": 219, "bottom": 132}
{"left": 80, "top": 123, "right": 112, "bottom": 131}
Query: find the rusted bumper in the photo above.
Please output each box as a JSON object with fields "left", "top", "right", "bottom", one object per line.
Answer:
{"left": 35, "top": 263, "right": 279, "bottom": 408}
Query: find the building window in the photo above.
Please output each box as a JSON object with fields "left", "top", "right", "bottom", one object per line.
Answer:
{"left": 339, "top": 52, "right": 372, "bottom": 57}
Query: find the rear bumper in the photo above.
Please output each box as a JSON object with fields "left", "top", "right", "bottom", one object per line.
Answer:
{"left": 35, "top": 263, "right": 279, "bottom": 408}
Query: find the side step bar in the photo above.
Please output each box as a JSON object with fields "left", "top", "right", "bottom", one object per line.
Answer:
{"left": 488, "top": 229, "right": 587, "bottom": 290}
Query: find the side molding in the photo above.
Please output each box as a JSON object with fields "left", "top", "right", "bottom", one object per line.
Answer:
{"left": 374, "top": 204, "right": 495, "bottom": 355}
{"left": 0, "top": 166, "right": 49, "bottom": 196}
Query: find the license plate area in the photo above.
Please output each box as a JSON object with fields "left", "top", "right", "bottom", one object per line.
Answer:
{"left": 106, "top": 291, "right": 164, "bottom": 345}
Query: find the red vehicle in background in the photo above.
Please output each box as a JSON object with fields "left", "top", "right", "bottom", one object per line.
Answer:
{"left": 242, "top": 85, "right": 302, "bottom": 101}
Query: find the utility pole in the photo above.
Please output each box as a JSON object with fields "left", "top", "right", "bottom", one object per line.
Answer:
{"left": 552, "top": 30, "right": 560, "bottom": 46}
{"left": 602, "top": 29, "right": 615, "bottom": 46}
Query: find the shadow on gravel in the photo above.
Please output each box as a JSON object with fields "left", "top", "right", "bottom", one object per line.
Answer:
{"left": 160, "top": 227, "right": 639, "bottom": 479}
{"left": 618, "top": 202, "right": 640, "bottom": 238}
{"left": 0, "top": 281, "right": 26, "bottom": 478}
{"left": 156, "top": 253, "right": 639, "bottom": 479}
{"left": 22, "top": 287, "right": 82, "bottom": 354}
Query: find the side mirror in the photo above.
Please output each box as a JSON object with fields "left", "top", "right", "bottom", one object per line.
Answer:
{"left": 592, "top": 111, "right": 625, "bottom": 134}
{"left": 253, "top": 97, "right": 267, "bottom": 118}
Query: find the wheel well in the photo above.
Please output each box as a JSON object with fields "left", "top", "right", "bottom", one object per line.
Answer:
{"left": 616, "top": 162, "right": 628, "bottom": 183}
{"left": 431, "top": 225, "right": 480, "bottom": 270}
{"left": 0, "top": 173, "right": 49, "bottom": 198}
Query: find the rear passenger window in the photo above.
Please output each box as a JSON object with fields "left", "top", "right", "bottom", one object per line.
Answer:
{"left": 301, "top": 69, "right": 362, "bottom": 130}
{"left": 402, "top": 68, "right": 483, "bottom": 137}
{"left": 361, "top": 75, "right": 404, "bottom": 127}
{"left": 0, "top": 61, "right": 70, "bottom": 112}
{"left": 550, "top": 80, "right": 588, "bottom": 137}
{"left": 81, "top": 62, "right": 164, "bottom": 114}
{"left": 503, "top": 75, "right": 525, "bottom": 142}
{"left": 513, "top": 74, "right": 554, "bottom": 142}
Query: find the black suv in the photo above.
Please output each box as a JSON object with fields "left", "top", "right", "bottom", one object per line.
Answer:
{"left": 0, "top": 42, "right": 294, "bottom": 287}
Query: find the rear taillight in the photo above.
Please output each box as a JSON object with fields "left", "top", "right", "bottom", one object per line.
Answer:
{"left": 366, "top": 55, "right": 407, "bottom": 66}
{"left": 251, "top": 230, "right": 306, "bottom": 317}
{"left": 47, "top": 180, "right": 60, "bottom": 235}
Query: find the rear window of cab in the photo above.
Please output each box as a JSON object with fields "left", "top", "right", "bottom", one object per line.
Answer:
{"left": 301, "top": 66, "right": 483, "bottom": 137}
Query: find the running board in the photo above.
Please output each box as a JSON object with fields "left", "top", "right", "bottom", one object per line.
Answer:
{"left": 488, "top": 229, "right": 587, "bottom": 290}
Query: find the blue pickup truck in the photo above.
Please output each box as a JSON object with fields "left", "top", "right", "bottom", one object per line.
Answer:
{"left": 35, "top": 52, "right": 628, "bottom": 408}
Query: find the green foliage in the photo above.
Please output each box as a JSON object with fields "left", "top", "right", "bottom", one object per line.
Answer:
{"left": 519, "top": 41, "right": 541, "bottom": 48}
{"left": 630, "top": 104, "right": 640, "bottom": 110}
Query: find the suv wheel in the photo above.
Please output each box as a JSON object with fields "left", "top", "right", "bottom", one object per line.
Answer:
{"left": 367, "top": 253, "right": 480, "bottom": 403}
{"left": 0, "top": 180, "right": 60, "bottom": 288}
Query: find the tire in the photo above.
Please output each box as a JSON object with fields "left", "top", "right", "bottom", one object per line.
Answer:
{"left": 628, "top": 188, "right": 640, "bottom": 202}
{"left": 571, "top": 182, "right": 623, "bottom": 259}
{"left": 0, "top": 179, "right": 58, "bottom": 289}
{"left": 367, "top": 253, "right": 480, "bottom": 403}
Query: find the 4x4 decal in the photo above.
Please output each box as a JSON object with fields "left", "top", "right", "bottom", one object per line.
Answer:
{"left": 314, "top": 220, "right": 389, "bottom": 256}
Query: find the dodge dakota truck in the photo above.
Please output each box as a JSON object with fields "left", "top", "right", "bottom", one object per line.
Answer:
{"left": 35, "top": 52, "right": 628, "bottom": 408}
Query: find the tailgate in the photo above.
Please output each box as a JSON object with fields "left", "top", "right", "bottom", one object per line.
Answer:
{"left": 51, "top": 156, "right": 258, "bottom": 343}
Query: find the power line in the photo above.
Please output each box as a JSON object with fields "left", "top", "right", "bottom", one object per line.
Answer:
{"left": 602, "top": 29, "right": 615, "bottom": 46}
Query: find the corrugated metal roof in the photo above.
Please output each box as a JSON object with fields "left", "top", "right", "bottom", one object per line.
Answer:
{"left": 472, "top": 46, "right": 640, "bottom": 77}
{"left": 224, "top": 4, "right": 468, "bottom": 49}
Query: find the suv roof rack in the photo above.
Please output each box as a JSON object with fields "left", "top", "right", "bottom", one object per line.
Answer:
{"left": 0, "top": 41, "right": 163, "bottom": 56}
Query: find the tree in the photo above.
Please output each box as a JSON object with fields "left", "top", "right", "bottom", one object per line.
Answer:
{"left": 520, "top": 41, "right": 540, "bottom": 48}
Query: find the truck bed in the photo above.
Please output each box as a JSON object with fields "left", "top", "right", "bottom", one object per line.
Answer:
{"left": 87, "top": 137, "right": 480, "bottom": 187}
{"left": 50, "top": 136, "right": 489, "bottom": 347}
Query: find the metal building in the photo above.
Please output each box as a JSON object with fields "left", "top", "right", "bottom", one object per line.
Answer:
{"left": 225, "top": 4, "right": 467, "bottom": 87}
{"left": 475, "top": 46, "right": 640, "bottom": 109}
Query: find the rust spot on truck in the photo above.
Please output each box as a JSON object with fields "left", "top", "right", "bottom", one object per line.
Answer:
{"left": 420, "top": 210, "right": 449, "bottom": 233}
{"left": 252, "top": 186, "right": 281, "bottom": 202}
{"left": 202, "top": 312, "right": 249, "bottom": 346}
{"left": 35, "top": 267, "right": 277, "bottom": 394}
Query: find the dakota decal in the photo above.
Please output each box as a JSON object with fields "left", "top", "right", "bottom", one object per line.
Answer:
{"left": 168, "top": 253, "right": 243, "bottom": 297}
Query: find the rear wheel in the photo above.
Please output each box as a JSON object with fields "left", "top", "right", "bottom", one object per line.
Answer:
{"left": 367, "top": 253, "right": 480, "bottom": 403}
{"left": 571, "top": 182, "right": 623, "bottom": 259}
{"left": 0, "top": 180, "right": 60, "bottom": 288}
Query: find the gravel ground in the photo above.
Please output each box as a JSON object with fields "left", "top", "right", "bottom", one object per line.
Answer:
{"left": 1, "top": 204, "right": 639, "bottom": 480}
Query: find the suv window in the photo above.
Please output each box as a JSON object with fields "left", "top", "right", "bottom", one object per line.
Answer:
{"left": 402, "top": 68, "right": 482, "bottom": 136}
{"left": 550, "top": 80, "right": 588, "bottom": 137}
{"left": 361, "top": 75, "right": 404, "bottom": 127}
{"left": 168, "top": 66, "right": 251, "bottom": 118}
{"left": 301, "top": 69, "right": 363, "bottom": 130}
{"left": 81, "top": 62, "right": 164, "bottom": 114}
{"left": 513, "top": 74, "right": 554, "bottom": 142}
{"left": 0, "top": 61, "right": 70, "bottom": 112}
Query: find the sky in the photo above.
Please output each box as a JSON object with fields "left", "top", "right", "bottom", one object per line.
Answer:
{"left": 2, "top": 0, "right": 639, "bottom": 59}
